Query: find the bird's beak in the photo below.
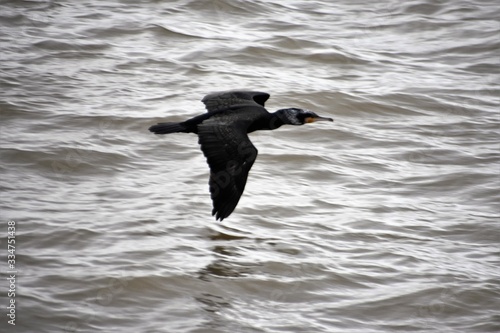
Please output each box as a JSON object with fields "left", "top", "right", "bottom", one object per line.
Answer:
{"left": 305, "top": 116, "right": 334, "bottom": 123}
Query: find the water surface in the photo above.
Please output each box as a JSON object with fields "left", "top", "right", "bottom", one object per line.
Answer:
{"left": 1, "top": 0, "right": 499, "bottom": 332}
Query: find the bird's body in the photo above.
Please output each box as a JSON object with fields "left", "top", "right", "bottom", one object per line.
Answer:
{"left": 149, "top": 90, "right": 333, "bottom": 221}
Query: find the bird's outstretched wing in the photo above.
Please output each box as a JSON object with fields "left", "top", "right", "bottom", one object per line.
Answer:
{"left": 197, "top": 118, "right": 258, "bottom": 221}
{"left": 202, "top": 90, "right": 270, "bottom": 113}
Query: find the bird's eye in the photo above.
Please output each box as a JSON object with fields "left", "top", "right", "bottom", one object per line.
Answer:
{"left": 297, "top": 113, "right": 307, "bottom": 121}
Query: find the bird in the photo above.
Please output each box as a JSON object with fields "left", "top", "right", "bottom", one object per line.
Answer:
{"left": 149, "top": 90, "right": 333, "bottom": 221}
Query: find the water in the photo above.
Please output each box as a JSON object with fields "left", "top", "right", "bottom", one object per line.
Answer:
{"left": 1, "top": 0, "right": 499, "bottom": 332}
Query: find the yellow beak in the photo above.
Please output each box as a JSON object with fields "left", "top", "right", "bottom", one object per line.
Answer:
{"left": 305, "top": 116, "right": 334, "bottom": 123}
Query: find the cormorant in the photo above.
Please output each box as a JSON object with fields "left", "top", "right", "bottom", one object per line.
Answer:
{"left": 149, "top": 90, "right": 333, "bottom": 221}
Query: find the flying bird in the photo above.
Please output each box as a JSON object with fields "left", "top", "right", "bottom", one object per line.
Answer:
{"left": 149, "top": 90, "right": 333, "bottom": 221}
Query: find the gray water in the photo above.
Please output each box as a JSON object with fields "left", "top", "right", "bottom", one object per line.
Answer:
{"left": 1, "top": 0, "right": 500, "bottom": 332}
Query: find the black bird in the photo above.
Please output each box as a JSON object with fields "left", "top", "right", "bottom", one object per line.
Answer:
{"left": 149, "top": 90, "right": 333, "bottom": 221}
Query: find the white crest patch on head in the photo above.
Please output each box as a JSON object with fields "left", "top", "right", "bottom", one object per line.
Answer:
{"left": 283, "top": 108, "right": 306, "bottom": 125}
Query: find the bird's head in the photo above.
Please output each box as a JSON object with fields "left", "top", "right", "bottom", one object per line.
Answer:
{"left": 277, "top": 108, "right": 334, "bottom": 125}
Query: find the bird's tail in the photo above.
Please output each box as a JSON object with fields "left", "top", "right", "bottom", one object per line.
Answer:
{"left": 148, "top": 122, "right": 187, "bottom": 134}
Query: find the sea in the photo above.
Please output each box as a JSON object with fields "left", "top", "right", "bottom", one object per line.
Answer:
{"left": 1, "top": 0, "right": 499, "bottom": 332}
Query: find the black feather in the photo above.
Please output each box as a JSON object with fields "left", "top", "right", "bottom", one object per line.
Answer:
{"left": 149, "top": 122, "right": 186, "bottom": 134}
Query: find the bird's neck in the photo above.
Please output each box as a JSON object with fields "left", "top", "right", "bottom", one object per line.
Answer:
{"left": 249, "top": 110, "right": 290, "bottom": 132}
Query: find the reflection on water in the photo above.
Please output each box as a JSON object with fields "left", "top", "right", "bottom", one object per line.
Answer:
{"left": 198, "top": 243, "right": 252, "bottom": 281}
